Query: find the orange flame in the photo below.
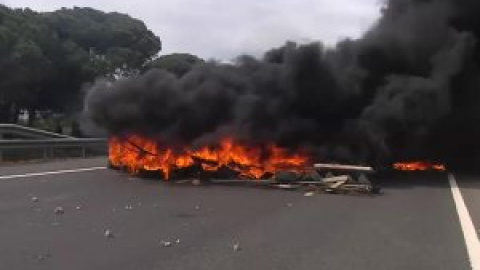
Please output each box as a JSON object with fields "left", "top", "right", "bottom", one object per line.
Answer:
{"left": 393, "top": 161, "right": 446, "bottom": 171}
{"left": 109, "top": 135, "right": 310, "bottom": 179}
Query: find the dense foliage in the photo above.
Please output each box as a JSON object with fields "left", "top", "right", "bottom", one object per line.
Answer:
{"left": 143, "top": 53, "right": 204, "bottom": 77}
{"left": 0, "top": 5, "right": 162, "bottom": 123}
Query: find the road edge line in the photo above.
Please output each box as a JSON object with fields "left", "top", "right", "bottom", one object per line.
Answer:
{"left": 0, "top": 167, "right": 107, "bottom": 180}
{"left": 448, "top": 173, "right": 480, "bottom": 270}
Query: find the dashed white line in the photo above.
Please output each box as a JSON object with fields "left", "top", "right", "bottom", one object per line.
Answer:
{"left": 449, "top": 173, "right": 480, "bottom": 270}
{"left": 0, "top": 167, "right": 107, "bottom": 180}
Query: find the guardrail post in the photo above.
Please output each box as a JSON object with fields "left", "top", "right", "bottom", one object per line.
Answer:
{"left": 43, "top": 146, "right": 49, "bottom": 160}
{"left": 0, "top": 133, "right": 3, "bottom": 162}
{"left": 81, "top": 146, "right": 86, "bottom": 158}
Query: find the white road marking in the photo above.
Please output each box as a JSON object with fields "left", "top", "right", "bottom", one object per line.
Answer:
{"left": 0, "top": 167, "right": 107, "bottom": 180}
{"left": 449, "top": 173, "right": 480, "bottom": 270}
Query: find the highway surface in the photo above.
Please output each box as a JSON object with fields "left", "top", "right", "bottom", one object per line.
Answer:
{"left": 0, "top": 157, "right": 479, "bottom": 270}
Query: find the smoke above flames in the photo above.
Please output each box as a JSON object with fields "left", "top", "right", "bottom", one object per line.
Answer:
{"left": 84, "top": 0, "right": 480, "bottom": 168}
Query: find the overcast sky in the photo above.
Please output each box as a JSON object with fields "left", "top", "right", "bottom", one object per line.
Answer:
{"left": 2, "top": 0, "right": 381, "bottom": 60}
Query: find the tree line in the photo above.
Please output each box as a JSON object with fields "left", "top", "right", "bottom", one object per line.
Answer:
{"left": 0, "top": 5, "right": 203, "bottom": 127}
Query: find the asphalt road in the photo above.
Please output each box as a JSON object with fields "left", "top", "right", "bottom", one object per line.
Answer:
{"left": 0, "top": 158, "right": 478, "bottom": 270}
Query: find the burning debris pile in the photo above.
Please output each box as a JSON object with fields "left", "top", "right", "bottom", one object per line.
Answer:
{"left": 109, "top": 135, "right": 309, "bottom": 179}
{"left": 85, "top": 0, "right": 480, "bottom": 178}
{"left": 108, "top": 136, "right": 380, "bottom": 194}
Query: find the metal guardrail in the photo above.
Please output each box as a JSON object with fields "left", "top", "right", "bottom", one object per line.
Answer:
{"left": 0, "top": 124, "right": 73, "bottom": 139}
{"left": 0, "top": 124, "right": 108, "bottom": 162}
{"left": 0, "top": 138, "right": 108, "bottom": 162}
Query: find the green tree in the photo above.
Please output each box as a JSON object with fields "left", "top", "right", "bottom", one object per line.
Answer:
{"left": 0, "top": 5, "right": 162, "bottom": 124}
{"left": 143, "top": 53, "right": 204, "bottom": 77}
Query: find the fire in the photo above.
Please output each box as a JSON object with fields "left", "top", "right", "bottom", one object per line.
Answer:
{"left": 393, "top": 161, "right": 446, "bottom": 171}
{"left": 109, "top": 135, "right": 310, "bottom": 179}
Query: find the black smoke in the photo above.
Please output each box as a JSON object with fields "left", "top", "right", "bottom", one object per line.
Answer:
{"left": 84, "top": 0, "right": 480, "bottom": 169}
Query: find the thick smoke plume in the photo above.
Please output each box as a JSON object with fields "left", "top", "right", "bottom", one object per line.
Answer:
{"left": 85, "top": 0, "right": 480, "bottom": 168}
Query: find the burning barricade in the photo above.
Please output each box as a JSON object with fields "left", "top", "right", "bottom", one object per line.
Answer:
{"left": 108, "top": 135, "right": 381, "bottom": 195}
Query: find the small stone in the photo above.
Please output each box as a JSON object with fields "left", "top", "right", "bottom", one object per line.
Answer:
{"left": 36, "top": 252, "right": 51, "bottom": 261}
{"left": 276, "top": 184, "right": 298, "bottom": 190}
{"left": 304, "top": 191, "right": 315, "bottom": 197}
{"left": 31, "top": 197, "right": 39, "bottom": 202}
{"left": 194, "top": 205, "right": 200, "bottom": 210}
{"left": 76, "top": 206, "right": 82, "bottom": 210}
{"left": 161, "top": 240, "right": 172, "bottom": 247}
{"left": 233, "top": 242, "right": 241, "bottom": 252}
{"left": 125, "top": 205, "right": 133, "bottom": 210}
{"left": 175, "top": 239, "right": 180, "bottom": 244}
{"left": 54, "top": 207, "right": 64, "bottom": 214}
{"left": 36, "top": 255, "right": 46, "bottom": 262}
{"left": 192, "top": 179, "right": 202, "bottom": 186}
{"left": 104, "top": 229, "right": 114, "bottom": 238}
{"left": 287, "top": 202, "right": 293, "bottom": 207}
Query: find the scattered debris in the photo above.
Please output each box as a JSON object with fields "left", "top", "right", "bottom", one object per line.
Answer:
{"left": 233, "top": 242, "right": 241, "bottom": 252}
{"left": 194, "top": 205, "right": 200, "bottom": 210}
{"left": 275, "top": 184, "right": 299, "bottom": 190}
{"left": 36, "top": 252, "right": 51, "bottom": 262}
{"left": 304, "top": 191, "right": 315, "bottom": 197}
{"left": 54, "top": 207, "right": 64, "bottom": 215}
{"left": 286, "top": 202, "right": 293, "bottom": 207}
{"left": 31, "top": 197, "right": 39, "bottom": 202}
{"left": 104, "top": 229, "right": 114, "bottom": 238}
{"left": 124, "top": 205, "right": 133, "bottom": 210}
{"left": 169, "top": 163, "right": 380, "bottom": 195}
{"left": 36, "top": 255, "right": 46, "bottom": 262}
{"left": 160, "top": 240, "right": 172, "bottom": 247}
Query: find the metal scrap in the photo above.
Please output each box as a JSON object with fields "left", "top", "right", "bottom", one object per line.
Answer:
{"left": 304, "top": 191, "right": 315, "bottom": 197}
{"left": 104, "top": 229, "right": 114, "bottom": 238}
{"left": 160, "top": 240, "right": 172, "bottom": 247}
